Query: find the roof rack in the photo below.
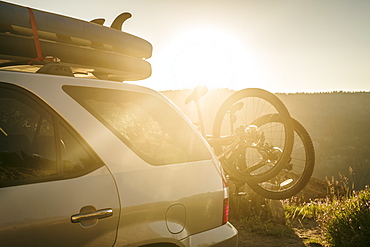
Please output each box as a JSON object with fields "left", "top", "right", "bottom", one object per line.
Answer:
{"left": 36, "top": 63, "right": 74, "bottom": 77}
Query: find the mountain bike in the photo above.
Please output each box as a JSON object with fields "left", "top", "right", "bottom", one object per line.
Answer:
{"left": 186, "top": 86, "right": 315, "bottom": 199}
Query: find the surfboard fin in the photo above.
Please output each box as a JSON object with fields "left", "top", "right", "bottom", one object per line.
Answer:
{"left": 111, "top": 13, "right": 132, "bottom": 30}
{"left": 90, "top": 18, "right": 106, "bottom": 25}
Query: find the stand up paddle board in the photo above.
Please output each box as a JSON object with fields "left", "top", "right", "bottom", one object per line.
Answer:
{"left": 0, "top": 1, "right": 152, "bottom": 81}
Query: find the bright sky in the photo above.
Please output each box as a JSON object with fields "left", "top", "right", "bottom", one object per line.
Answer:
{"left": 7, "top": 0, "right": 370, "bottom": 93}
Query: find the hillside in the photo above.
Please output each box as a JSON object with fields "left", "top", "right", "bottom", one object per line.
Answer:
{"left": 278, "top": 92, "right": 370, "bottom": 190}
{"left": 162, "top": 89, "right": 370, "bottom": 190}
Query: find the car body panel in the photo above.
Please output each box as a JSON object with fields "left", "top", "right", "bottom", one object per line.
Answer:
{"left": 180, "top": 222, "right": 238, "bottom": 247}
{"left": 0, "top": 70, "right": 238, "bottom": 246}
{"left": 0, "top": 166, "right": 120, "bottom": 246}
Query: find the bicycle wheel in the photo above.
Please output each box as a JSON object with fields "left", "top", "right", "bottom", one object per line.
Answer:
{"left": 246, "top": 114, "right": 315, "bottom": 200}
{"left": 212, "top": 88, "right": 294, "bottom": 183}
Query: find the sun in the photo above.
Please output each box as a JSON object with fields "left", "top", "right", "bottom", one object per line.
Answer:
{"left": 152, "top": 28, "right": 262, "bottom": 91}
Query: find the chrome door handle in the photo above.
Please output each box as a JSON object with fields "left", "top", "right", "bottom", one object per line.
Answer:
{"left": 71, "top": 208, "right": 113, "bottom": 223}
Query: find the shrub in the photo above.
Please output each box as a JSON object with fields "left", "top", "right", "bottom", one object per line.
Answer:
{"left": 318, "top": 188, "right": 370, "bottom": 246}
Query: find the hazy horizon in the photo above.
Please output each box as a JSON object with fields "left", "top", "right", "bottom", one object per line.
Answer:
{"left": 159, "top": 87, "right": 370, "bottom": 94}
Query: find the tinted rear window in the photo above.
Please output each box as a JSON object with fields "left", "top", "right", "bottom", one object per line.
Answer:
{"left": 63, "top": 86, "right": 211, "bottom": 165}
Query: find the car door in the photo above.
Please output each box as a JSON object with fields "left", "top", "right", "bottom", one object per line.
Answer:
{"left": 0, "top": 84, "right": 120, "bottom": 246}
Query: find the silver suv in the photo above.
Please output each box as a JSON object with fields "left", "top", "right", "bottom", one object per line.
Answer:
{"left": 0, "top": 68, "right": 238, "bottom": 246}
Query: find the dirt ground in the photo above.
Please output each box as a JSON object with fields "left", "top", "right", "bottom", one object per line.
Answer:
{"left": 230, "top": 218, "right": 326, "bottom": 247}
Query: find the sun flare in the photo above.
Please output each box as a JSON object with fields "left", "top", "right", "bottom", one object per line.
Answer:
{"left": 152, "top": 28, "right": 262, "bottom": 91}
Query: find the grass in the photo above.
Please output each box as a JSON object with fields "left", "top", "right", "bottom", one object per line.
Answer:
{"left": 230, "top": 172, "right": 370, "bottom": 246}
{"left": 283, "top": 187, "right": 370, "bottom": 246}
{"left": 283, "top": 197, "right": 329, "bottom": 224}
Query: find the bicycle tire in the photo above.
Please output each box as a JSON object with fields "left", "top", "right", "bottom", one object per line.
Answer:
{"left": 246, "top": 114, "right": 315, "bottom": 200}
{"left": 212, "top": 88, "right": 294, "bottom": 183}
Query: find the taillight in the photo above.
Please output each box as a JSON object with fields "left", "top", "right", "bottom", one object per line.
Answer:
{"left": 221, "top": 166, "right": 229, "bottom": 225}
{"left": 222, "top": 197, "right": 229, "bottom": 225}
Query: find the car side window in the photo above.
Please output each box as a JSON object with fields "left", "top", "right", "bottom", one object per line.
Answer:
{"left": 59, "top": 124, "right": 100, "bottom": 175}
{"left": 0, "top": 85, "right": 103, "bottom": 187}
{"left": 64, "top": 86, "right": 212, "bottom": 165}
{"left": 0, "top": 87, "right": 58, "bottom": 184}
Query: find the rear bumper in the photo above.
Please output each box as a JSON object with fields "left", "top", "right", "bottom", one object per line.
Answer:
{"left": 179, "top": 222, "right": 238, "bottom": 247}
